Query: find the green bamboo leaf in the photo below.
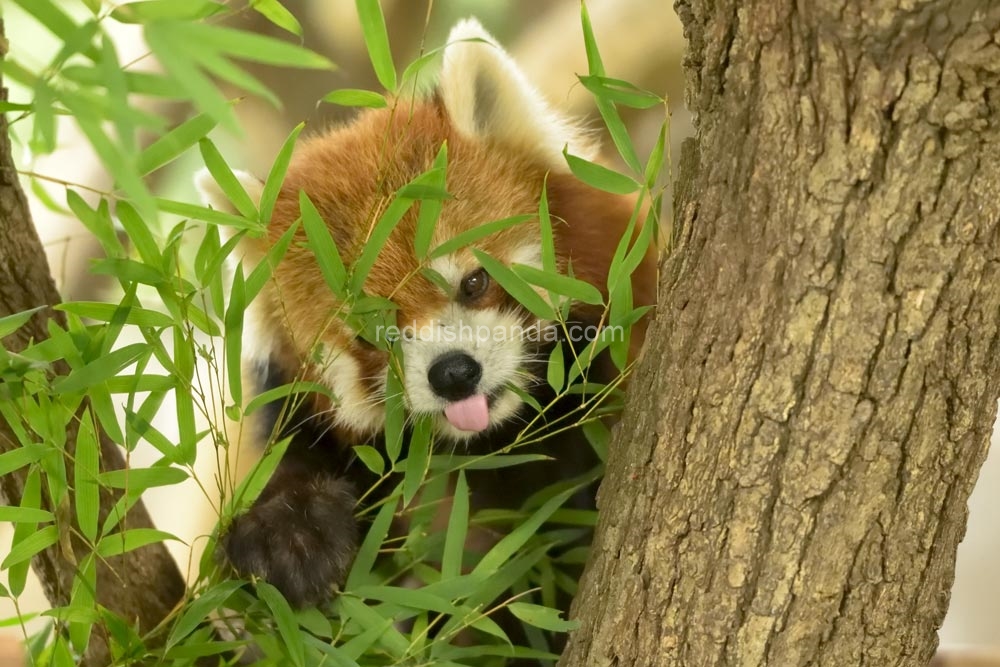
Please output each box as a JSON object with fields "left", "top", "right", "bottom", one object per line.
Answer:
{"left": 337, "top": 615, "right": 396, "bottom": 661}
{"left": 11, "top": 0, "right": 90, "bottom": 58}
{"left": 352, "top": 585, "right": 460, "bottom": 615}
{"left": 402, "top": 417, "right": 432, "bottom": 507}
{"left": 256, "top": 582, "right": 305, "bottom": 667}
{"left": 226, "top": 436, "right": 292, "bottom": 516}
{"left": 166, "top": 580, "right": 245, "bottom": 648}
{"left": 429, "top": 215, "right": 533, "bottom": 259}
{"left": 382, "top": 355, "right": 406, "bottom": 463}
{"left": 414, "top": 144, "right": 448, "bottom": 257}
{"left": 138, "top": 112, "right": 218, "bottom": 175}
{"left": 112, "top": 0, "right": 226, "bottom": 22}
{"left": 185, "top": 22, "right": 333, "bottom": 68}
{"left": 355, "top": 0, "right": 396, "bottom": 90}
{"left": 538, "top": 180, "right": 556, "bottom": 274}
{"left": 74, "top": 413, "right": 100, "bottom": 543}
{"left": 251, "top": 0, "right": 303, "bottom": 36}
{"left": 2, "top": 525, "right": 59, "bottom": 570}
{"left": 547, "top": 343, "right": 565, "bottom": 393}
{"left": 580, "top": 2, "right": 605, "bottom": 76}
{"left": 66, "top": 94, "right": 155, "bottom": 218}
{"left": 188, "top": 40, "right": 280, "bottom": 108}
{"left": 349, "top": 196, "right": 414, "bottom": 295}
{"left": 157, "top": 199, "right": 261, "bottom": 230}
{"left": 420, "top": 267, "right": 451, "bottom": 294}
{"left": 472, "top": 250, "right": 555, "bottom": 321}
{"left": 645, "top": 121, "right": 668, "bottom": 189}
{"left": 511, "top": 263, "right": 604, "bottom": 306}
{"left": 89, "top": 258, "right": 162, "bottom": 286}
{"left": 353, "top": 445, "right": 384, "bottom": 476}
{"left": 98, "top": 466, "right": 189, "bottom": 490}
{"left": 508, "top": 602, "right": 579, "bottom": 632}
{"left": 0, "top": 507, "right": 54, "bottom": 524}
{"left": 163, "top": 641, "right": 249, "bottom": 660}
{"left": 472, "top": 486, "right": 577, "bottom": 576}
{"left": 145, "top": 22, "right": 234, "bottom": 128}
{"left": 100, "top": 34, "right": 135, "bottom": 155}
{"left": 57, "top": 303, "right": 172, "bottom": 329}
{"left": 244, "top": 380, "right": 333, "bottom": 417}
{"left": 427, "top": 453, "right": 551, "bottom": 471}
{"left": 578, "top": 75, "right": 663, "bottom": 109}
{"left": 96, "top": 528, "right": 179, "bottom": 557}
{"left": 260, "top": 123, "right": 304, "bottom": 224}
{"left": 339, "top": 597, "right": 409, "bottom": 658}
{"left": 245, "top": 221, "right": 298, "bottom": 301}
{"left": 0, "top": 307, "right": 44, "bottom": 339}
{"left": 67, "top": 194, "right": 124, "bottom": 258}
{"left": 7, "top": 470, "right": 41, "bottom": 595}
{"left": 301, "top": 191, "right": 348, "bottom": 297}
{"left": 116, "top": 201, "right": 161, "bottom": 266}
{"left": 441, "top": 470, "right": 469, "bottom": 579}
{"left": 578, "top": 3, "right": 646, "bottom": 172}
{"left": 54, "top": 343, "right": 148, "bottom": 394}
{"left": 322, "top": 89, "right": 388, "bottom": 108}
{"left": 0, "top": 445, "right": 48, "bottom": 478}
{"left": 399, "top": 45, "right": 446, "bottom": 90}
{"left": 225, "top": 267, "right": 245, "bottom": 409}
{"left": 345, "top": 495, "right": 397, "bottom": 590}
{"left": 563, "top": 150, "right": 639, "bottom": 195}
{"left": 434, "top": 645, "right": 559, "bottom": 663}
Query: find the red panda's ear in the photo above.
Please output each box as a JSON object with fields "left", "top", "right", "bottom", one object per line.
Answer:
{"left": 439, "top": 18, "right": 597, "bottom": 171}
{"left": 194, "top": 167, "right": 264, "bottom": 216}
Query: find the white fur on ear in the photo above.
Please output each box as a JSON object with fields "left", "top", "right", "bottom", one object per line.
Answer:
{"left": 439, "top": 18, "right": 598, "bottom": 169}
{"left": 193, "top": 167, "right": 264, "bottom": 215}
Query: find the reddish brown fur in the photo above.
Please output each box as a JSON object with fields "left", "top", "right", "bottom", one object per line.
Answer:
{"left": 246, "top": 96, "right": 657, "bottom": 434}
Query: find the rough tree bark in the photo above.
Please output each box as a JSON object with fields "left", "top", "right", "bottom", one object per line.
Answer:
{"left": 0, "top": 20, "right": 186, "bottom": 666}
{"left": 560, "top": 2, "right": 1000, "bottom": 666}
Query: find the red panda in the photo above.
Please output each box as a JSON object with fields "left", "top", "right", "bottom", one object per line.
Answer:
{"left": 195, "top": 18, "right": 658, "bottom": 608}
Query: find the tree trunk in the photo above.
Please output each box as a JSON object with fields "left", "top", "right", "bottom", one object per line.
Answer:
{"left": 560, "top": 2, "right": 1000, "bottom": 666}
{"left": 0, "top": 20, "right": 186, "bottom": 666}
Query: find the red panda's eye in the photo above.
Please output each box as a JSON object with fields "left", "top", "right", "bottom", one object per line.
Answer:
{"left": 460, "top": 268, "right": 490, "bottom": 301}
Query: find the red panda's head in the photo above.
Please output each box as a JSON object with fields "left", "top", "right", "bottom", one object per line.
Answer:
{"left": 196, "top": 19, "right": 656, "bottom": 443}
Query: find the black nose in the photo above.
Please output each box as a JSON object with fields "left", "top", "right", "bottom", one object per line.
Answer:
{"left": 428, "top": 352, "right": 482, "bottom": 401}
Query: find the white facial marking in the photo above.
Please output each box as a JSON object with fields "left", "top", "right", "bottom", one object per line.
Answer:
{"left": 401, "top": 303, "right": 531, "bottom": 441}
{"left": 318, "top": 349, "right": 387, "bottom": 435}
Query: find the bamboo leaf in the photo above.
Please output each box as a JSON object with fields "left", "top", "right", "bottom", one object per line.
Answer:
{"left": 198, "top": 137, "right": 257, "bottom": 220}
{"left": 256, "top": 582, "right": 305, "bottom": 667}
{"left": 2, "top": 525, "right": 59, "bottom": 570}
{"left": 441, "top": 471, "right": 469, "bottom": 579}
{"left": 96, "top": 529, "right": 179, "bottom": 557}
{"left": 508, "top": 602, "right": 579, "bottom": 632}
{"left": 429, "top": 215, "right": 533, "bottom": 259}
{"left": 563, "top": 150, "right": 639, "bottom": 195}
{"left": 355, "top": 0, "right": 396, "bottom": 90}
{"left": 260, "top": 123, "right": 304, "bottom": 224}
{"left": 250, "top": 0, "right": 303, "bottom": 35}
{"left": 322, "top": 89, "right": 388, "bottom": 108}
{"left": 74, "top": 413, "right": 101, "bottom": 543}
{"left": 472, "top": 250, "right": 555, "bottom": 321}
{"left": 511, "top": 263, "right": 604, "bottom": 306}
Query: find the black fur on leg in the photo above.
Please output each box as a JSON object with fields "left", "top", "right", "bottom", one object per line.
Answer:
{"left": 221, "top": 475, "right": 358, "bottom": 608}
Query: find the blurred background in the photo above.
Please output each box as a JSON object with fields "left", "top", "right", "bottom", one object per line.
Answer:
{"left": 0, "top": 0, "right": 996, "bottom": 664}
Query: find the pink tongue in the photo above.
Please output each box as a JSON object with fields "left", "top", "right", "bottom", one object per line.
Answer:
{"left": 444, "top": 394, "right": 490, "bottom": 432}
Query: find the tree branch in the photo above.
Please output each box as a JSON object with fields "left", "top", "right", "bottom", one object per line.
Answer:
{"left": 560, "top": 1, "right": 1000, "bottom": 665}
{"left": 0, "top": 18, "right": 186, "bottom": 666}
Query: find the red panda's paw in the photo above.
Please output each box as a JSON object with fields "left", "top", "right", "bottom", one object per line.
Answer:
{"left": 220, "top": 476, "right": 359, "bottom": 608}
